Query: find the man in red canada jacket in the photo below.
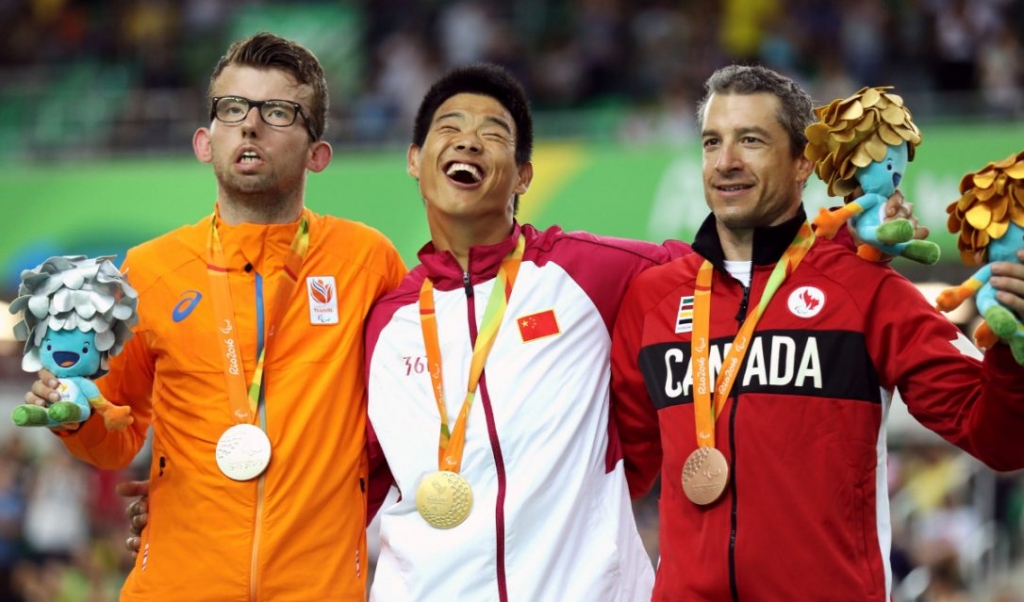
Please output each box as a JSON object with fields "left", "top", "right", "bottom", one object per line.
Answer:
{"left": 610, "top": 64, "right": 1024, "bottom": 602}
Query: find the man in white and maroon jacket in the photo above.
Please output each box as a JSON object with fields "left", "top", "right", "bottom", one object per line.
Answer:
{"left": 363, "top": 64, "right": 691, "bottom": 602}
{"left": 610, "top": 64, "right": 1024, "bottom": 602}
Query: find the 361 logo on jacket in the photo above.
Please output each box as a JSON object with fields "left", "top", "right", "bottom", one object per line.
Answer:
{"left": 306, "top": 276, "right": 338, "bottom": 324}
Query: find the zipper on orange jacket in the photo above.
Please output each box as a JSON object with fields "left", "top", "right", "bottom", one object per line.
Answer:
{"left": 250, "top": 466, "right": 267, "bottom": 601}
{"left": 249, "top": 274, "right": 268, "bottom": 602}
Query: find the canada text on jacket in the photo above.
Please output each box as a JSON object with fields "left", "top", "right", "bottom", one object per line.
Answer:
{"left": 637, "top": 330, "right": 882, "bottom": 408}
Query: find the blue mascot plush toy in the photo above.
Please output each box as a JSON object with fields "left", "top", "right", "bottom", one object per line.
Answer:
{"left": 805, "top": 86, "right": 939, "bottom": 265}
{"left": 937, "top": 151, "right": 1024, "bottom": 364}
{"left": 8, "top": 255, "right": 137, "bottom": 430}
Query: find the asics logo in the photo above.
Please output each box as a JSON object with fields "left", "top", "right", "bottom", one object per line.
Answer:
{"left": 172, "top": 290, "right": 203, "bottom": 322}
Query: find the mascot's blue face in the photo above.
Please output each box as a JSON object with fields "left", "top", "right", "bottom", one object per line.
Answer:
{"left": 856, "top": 142, "right": 909, "bottom": 197}
{"left": 39, "top": 329, "right": 102, "bottom": 378}
{"left": 989, "top": 222, "right": 1024, "bottom": 263}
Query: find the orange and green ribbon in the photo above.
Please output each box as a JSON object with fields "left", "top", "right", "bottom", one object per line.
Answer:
{"left": 419, "top": 234, "right": 525, "bottom": 472}
{"left": 207, "top": 213, "right": 309, "bottom": 424}
{"left": 691, "top": 221, "right": 815, "bottom": 449}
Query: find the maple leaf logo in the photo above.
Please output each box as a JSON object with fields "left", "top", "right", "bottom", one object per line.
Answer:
{"left": 801, "top": 289, "right": 820, "bottom": 311}
{"left": 788, "top": 286, "right": 825, "bottom": 318}
{"left": 311, "top": 279, "right": 334, "bottom": 304}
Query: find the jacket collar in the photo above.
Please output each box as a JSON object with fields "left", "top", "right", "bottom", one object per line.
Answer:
{"left": 418, "top": 222, "right": 522, "bottom": 290}
{"left": 692, "top": 205, "right": 809, "bottom": 271}
{"left": 202, "top": 206, "right": 315, "bottom": 274}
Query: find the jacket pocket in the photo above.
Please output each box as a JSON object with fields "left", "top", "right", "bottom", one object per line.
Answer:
{"left": 855, "top": 482, "right": 880, "bottom": 597}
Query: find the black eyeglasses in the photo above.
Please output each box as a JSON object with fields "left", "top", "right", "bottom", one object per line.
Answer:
{"left": 210, "top": 96, "right": 315, "bottom": 139}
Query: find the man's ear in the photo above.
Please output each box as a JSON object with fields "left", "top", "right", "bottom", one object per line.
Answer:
{"left": 307, "top": 141, "right": 332, "bottom": 173}
{"left": 407, "top": 144, "right": 421, "bottom": 179}
{"left": 193, "top": 128, "right": 213, "bottom": 164}
{"left": 514, "top": 161, "right": 533, "bottom": 195}
{"left": 795, "top": 154, "right": 814, "bottom": 186}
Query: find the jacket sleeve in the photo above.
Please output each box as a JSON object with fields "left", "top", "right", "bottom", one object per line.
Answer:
{"left": 381, "top": 240, "right": 408, "bottom": 296}
{"left": 56, "top": 251, "right": 154, "bottom": 470}
{"left": 870, "top": 272, "right": 1024, "bottom": 471}
{"left": 363, "top": 275, "right": 403, "bottom": 523}
{"left": 610, "top": 273, "right": 663, "bottom": 498}
{"left": 366, "top": 418, "right": 395, "bottom": 523}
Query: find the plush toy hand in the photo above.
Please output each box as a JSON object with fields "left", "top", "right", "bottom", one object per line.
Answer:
{"left": 90, "top": 392, "right": 133, "bottom": 431}
{"left": 857, "top": 246, "right": 885, "bottom": 262}
{"left": 813, "top": 207, "right": 849, "bottom": 239}
{"left": 973, "top": 321, "right": 999, "bottom": 350}
{"left": 936, "top": 284, "right": 978, "bottom": 312}
{"left": 818, "top": 189, "right": 915, "bottom": 244}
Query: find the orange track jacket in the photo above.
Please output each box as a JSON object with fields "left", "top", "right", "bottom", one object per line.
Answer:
{"left": 58, "top": 208, "right": 406, "bottom": 601}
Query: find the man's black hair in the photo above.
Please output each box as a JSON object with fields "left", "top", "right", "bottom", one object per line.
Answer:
{"left": 412, "top": 63, "right": 533, "bottom": 165}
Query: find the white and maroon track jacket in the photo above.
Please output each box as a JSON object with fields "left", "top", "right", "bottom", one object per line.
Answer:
{"left": 611, "top": 208, "right": 1024, "bottom": 602}
{"left": 365, "top": 223, "right": 690, "bottom": 602}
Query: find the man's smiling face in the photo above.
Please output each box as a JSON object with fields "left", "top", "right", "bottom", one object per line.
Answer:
{"left": 700, "top": 91, "right": 812, "bottom": 232}
{"left": 408, "top": 93, "right": 532, "bottom": 227}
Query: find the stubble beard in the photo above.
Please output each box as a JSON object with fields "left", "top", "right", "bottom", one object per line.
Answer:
{"left": 710, "top": 189, "right": 798, "bottom": 232}
{"left": 715, "top": 210, "right": 759, "bottom": 231}
{"left": 215, "top": 160, "right": 302, "bottom": 220}
{"left": 707, "top": 191, "right": 760, "bottom": 231}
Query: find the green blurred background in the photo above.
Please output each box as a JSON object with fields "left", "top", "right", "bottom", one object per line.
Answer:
{"left": 3, "top": 121, "right": 1022, "bottom": 296}
{"left": 3, "top": 1, "right": 1024, "bottom": 600}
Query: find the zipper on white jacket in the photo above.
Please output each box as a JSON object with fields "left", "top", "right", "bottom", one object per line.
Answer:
{"left": 462, "top": 269, "right": 509, "bottom": 602}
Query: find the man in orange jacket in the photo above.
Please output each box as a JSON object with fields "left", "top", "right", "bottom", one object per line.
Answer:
{"left": 25, "top": 32, "right": 405, "bottom": 601}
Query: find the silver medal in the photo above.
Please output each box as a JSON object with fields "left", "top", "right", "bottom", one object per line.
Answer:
{"left": 215, "top": 424, "right": 272, "bottom": 481}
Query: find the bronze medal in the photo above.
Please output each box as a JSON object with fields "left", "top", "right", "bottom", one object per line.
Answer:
{"left": 682, "top": 447, "right": 729, "bottom": 506}
{"left": 416, "top": 471, "right": 473, "bottom": 529}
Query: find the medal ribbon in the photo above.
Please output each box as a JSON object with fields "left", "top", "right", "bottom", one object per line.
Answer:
{"left": 419, "top": 234, "right": 526, "bottom": 472}
{"left": 691, "top": 221, "right": 815, "bottom": 448}
{"left": 207, "top": 214, "right": 310, "bottom": 424}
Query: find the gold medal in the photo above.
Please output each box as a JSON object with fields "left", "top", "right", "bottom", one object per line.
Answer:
{"left": 682, "top": 447, "right": 729, "bottom": 506}
{"left": 416, "top": 471, "right": 473, "bottom": 529}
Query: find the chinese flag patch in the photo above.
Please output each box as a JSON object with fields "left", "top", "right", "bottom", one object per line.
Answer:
{"left": 517, "top": 309, "right": 561, "bottom": 342}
